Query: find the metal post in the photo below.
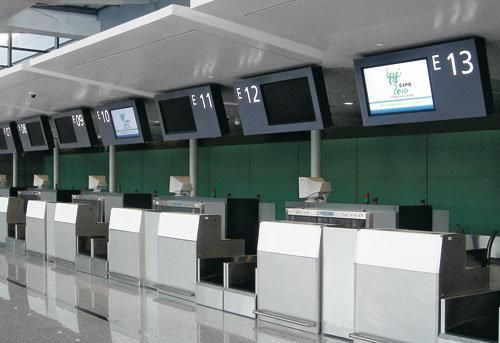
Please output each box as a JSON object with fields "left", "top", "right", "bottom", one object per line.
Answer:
{"left": 12, "top": 153, "right": 18, "bottom": 187}
{"left": 311, "top": 130, "right": 321, "bottom": 177}
{"left": 53, "top": 143, "right": 59, "bottom": 189}
{"left": 109, "top": 145, "right": 116, "bottom": 193}
{"left": 189, "top": 139, "right": 198, "bottom": 197}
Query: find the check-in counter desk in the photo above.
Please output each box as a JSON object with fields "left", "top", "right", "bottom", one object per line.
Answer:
{"left": 144, "top": 211, "right": 160, "bottom": 288}
{"left": 0, "top": 187, "right": 27, "bottom": 198}
{"left": 286, "top": 201, "right": 448, "bottom": 231}
{"left": 108, "top": 208, "right": 145, "bottom": 286}
{"left": 53, "top": 203, "right": 108, "bottom": 275}
{"left": 0, "top": 197, "right": 25, "bottom": 251}
{"left": 156, "top": 212, "right": 244, "bottom": 302}
{"left": 255, "top": 221, "right": 322, "bottom": 335}
{"left": 351, "top": 229, "right": 491, "bottom": 343}
{"left": 25, "top": 200, "right": 48, "bottom": 258}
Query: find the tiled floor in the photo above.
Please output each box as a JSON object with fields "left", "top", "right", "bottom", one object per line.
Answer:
{"left": 0, "top": 249, "right": 347, "bottom": 343}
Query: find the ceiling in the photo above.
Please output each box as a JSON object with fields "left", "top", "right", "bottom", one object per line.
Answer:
{"left": 0, "top": 0, "right": 498, "bottom": 125}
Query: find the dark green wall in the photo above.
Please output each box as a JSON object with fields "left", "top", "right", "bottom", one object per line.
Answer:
{"left": 37, "top": 129, "right": 500, "bottom": 235}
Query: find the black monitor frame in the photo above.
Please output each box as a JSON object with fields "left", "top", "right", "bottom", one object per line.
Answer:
{"left": 51, "top": 109, "right": 99, "bottom": 149}
{"left": 0, "top": 122, "right": 22, "bottom": 154}
{"left": 17, "top": 116, "right": 54, "bottom": 152}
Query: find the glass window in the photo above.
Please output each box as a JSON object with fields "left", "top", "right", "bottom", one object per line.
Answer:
{"left": 12, "top": 49, "right": 38, "bottom": 64}
{"left": 0, "top": 47, "right": 7, "bottom": 66}
{"left": 12, "top": 33, "right": 55, "bottom": 51}
{"left": 0, "top": 34, "right": 8, "bottom": 47}
{"left": 59, "top": 37, "right": 73, "bottom": 45}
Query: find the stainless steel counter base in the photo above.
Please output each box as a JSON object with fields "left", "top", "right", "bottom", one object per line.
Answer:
{"left": 224, "top": 288, "right": 256, "bottom": 318}
{"left": 195, "top": 282, "right": 224, "bottom": 310}
{"left": 5, "top": 237, "right": 25, "bottom": 255}
{"left": 109, "top": 271, "right": 140, "bottom": 287}
{"left": 157, "top": 284, "right": 195, "bottom": 302}
{"left": 76, "top": 254, "right": 108, "bottom": 279}
{"left": 26, "top": 250, "right": 44, "bottom": 261}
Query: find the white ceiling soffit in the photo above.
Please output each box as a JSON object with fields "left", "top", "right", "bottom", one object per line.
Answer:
{"left": 0, "top": 0, "right": 37, "bottom": 21}
{"left": 0, "top": 8, "right": 100, "bottom": 39}
{"left": 0, "top": 64, "right": 140, "bottom": 121}
{"left": 28, "top": 4, "right": 325, "bottom": 94}
{"left": 40, "top": 0, "right": 153, "bottom": 5}
{"left": 191, "top": 0, "right": 500, "bottom": 78}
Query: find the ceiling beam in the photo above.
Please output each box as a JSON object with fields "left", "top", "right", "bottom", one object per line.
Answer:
{"left": 0, "top": 7, "right": 100, "bottom": 39}
{"left": 0, "top": 0, "right": 37, "bottom": 21}
{"left": 38, "top": 0, "right": 155, "bottom": 5}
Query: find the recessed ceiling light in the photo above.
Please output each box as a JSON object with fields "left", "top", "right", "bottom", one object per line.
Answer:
{"left": 376, "top": 42, "right": 384, "bottom": 47}
{"left": 344, "top": 102, "right": 354, "bottom": 106}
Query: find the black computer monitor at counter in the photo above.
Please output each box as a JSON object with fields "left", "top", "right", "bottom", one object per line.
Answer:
{"left": 16, "top": 116, "right": 54, "bottom": 152}
{"left": 0, "top": 123, "right": 22, "bottom": 154}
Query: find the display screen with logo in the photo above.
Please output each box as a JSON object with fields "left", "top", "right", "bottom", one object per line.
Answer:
{"left": 364, "top": 59, "right": 435, "bottom": 115}
{"left": 95, "top": 99, "right": 151, "bottom": 146}
{"left": 0, "top": 123, "right": 21, "bottom": 154}
{"left": 154, "top": 85, "right": 229, "bottom": 141}
{"left": 354, "top": 38, "right": 493, "bottom": 126}
{"left": 234, "top": 66, "right": 332, "bottom": 135}
{"left": 111, "top": 107, "right": 140, "bottom": 139}
{"left": 16, "top": 116, "right": 54, "bottom": 152}
{"left": 51, "top": 109, "right": 98, "bottom": 149}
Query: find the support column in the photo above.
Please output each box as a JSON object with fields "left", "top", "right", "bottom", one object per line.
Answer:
{"left": 53, "top": 143, "right": 59, "bottom": 190}
{"left": 12, "top": 153, "right": 18, "bottom": 187}
{"left": 109, "top": 145, "right": 116, "bottom": 193}
{"left": 189, "top": 139, "right": 198, "bottom": 197}
{"left": 311, "top": 130, "right": 321, "bottom": 177}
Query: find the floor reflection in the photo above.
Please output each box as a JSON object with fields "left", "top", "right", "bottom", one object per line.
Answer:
{"left": 0, "top": 249, "right": 345, "bottom": 343}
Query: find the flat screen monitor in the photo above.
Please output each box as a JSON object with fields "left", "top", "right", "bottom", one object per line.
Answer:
{"left": 159, "top": 96, "right": 197, "bottom": 134}
{"left": 54, "top": 116, "right": 78, "bottom": 144}
{"left": 0, "top": 123, "right": 22, "bottom": 154}
{"left": 234, "top": 66, "right": 332, "bottom": 135}
{"left": 95, "top": 99, "right": 151, "bottom": 146}
{"left": 354, "top": 38, "right": 493, "bottom": 126}
{"left": 261, "top": 77, "right": 316, "bottom": 125}
{"left": 17, "top": 116, "right": 54, "bottom": 152}
{"left": 154, "top": 85, "right": 229, "bottom": 141}
{"left": 26, "top": 121, "right": 46, "bottom": 147}
{"left": 363, "top": 59, "right": 435, "bottom": 116}
{"left": 51, "top": 109, "right": 99, "bottom": 149}
{"left": 111, "top": 107, "right": 140, "bottom": 139}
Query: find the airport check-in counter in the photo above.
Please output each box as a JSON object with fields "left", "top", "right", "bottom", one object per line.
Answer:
{"left": 286, "top": 201, "right": 448, "bottom": 231}
{"left": 0, "top": 197, "right": 25, "bottom": 252}
{"left": 285, "top": 206, "right": 396, "bottom": 338}
{"left": 156, "top": 212, "right": 244, "bottom": 302}
{"left": 255, "top": 221, "right": 323, "bottom": 335}
{"left": 108, "top": 208, "right": 145, "bottom": 286}
{"left": 0, "top": 187, "right": 27, "bottom": 198}
{"left": 53, "top": 203, "right": 108, "bottom": 273}
{"left": 14, "top": 189, "right": 80, "bottom": 257}
{"left": 351, "top": 229, "right": 492, "bottom": 343}
{"left": 25, "top": 200, "right": 49, "bottom": 258}
{"left": 71, "top": 192, "right": 152, "bottom": 277}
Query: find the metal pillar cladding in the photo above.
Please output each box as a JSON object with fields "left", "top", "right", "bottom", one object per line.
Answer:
{"left": 109, "top": 145, "right": 116, "bottom": 193}
{"left": 189, "top": 139, "right": 198, "bottom": 197}
{"left": 53, "top": 143, "right": 59, "bottom": 189}
{"left": 311, "top": 130, "right": 321, "bottom": 177}
{"left": 12, "top": 153, "right": 18, "bottom": 187}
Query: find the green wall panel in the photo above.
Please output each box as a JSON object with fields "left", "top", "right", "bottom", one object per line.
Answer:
{"left": 207, "top": 145, "right": 250, "bottom": 198}
{"left": 429, "top": 130, "right": 500, "bottom": 178}
{"left": 322, "top": 139, "right": 357, "bottom": 203}
{"left": 356, "top": 135, "right": 427, "bottom": 204}
{"left": 249, "top": 142, "right": 301, "bottom": 220}
{"left": 117, "top": 150, "right": 143, "bottom": 193}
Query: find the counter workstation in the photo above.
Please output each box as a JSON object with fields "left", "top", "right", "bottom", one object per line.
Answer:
{"left": 350, "top": 229, "right": 498, "bottom": 343}
{"left": 0, "top": 175, "right": 80, "bottom": 257}
{"left": 144, "top": 176, "right": 275, "bottom": 293}
{"left": 52, "top": 175, "right": 152, "bottom": 277}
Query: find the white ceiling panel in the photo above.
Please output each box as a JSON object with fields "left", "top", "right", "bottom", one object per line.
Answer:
{"left": 192, "top": 0, "right": 500, "bottom": 77}
{"left": 0, "top": 64, "right": 137, "bottom": 120}
{"left": 30, "top": 5, "right": 329, "bottom": 93}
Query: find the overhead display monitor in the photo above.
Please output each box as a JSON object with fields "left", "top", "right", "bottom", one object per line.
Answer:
{"left": 0, "top": 123, "right": 22, "bottom": 155}
{"left": 354, "top": 37, "right": 493, "bottom": 126}
{"left": 95, "top": 99, "right": 151, "bottom": 146}
{"left": 17, "top": 116, "right": 54, "bottom": 152}
{"left": 51, "top": 109, "right": 99, "bottom": 149}
{"left": 154, "top": 84, "right": 229, "bottom": 141}
{"left": 233, "top": 66, "right": 332, "bottom": 135}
